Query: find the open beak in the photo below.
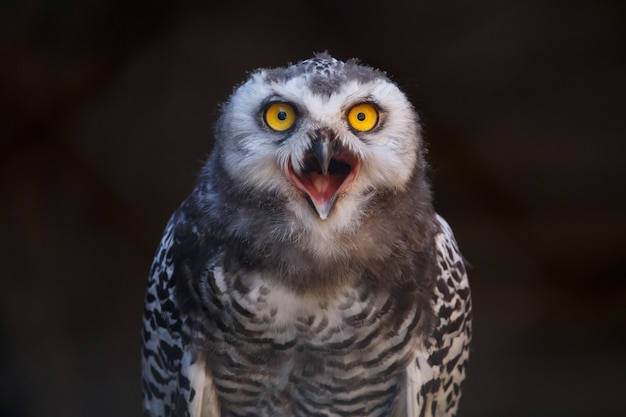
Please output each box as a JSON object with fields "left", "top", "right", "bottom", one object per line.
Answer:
{"left": 287, "top": 129, "right": 360, "bottom": 220}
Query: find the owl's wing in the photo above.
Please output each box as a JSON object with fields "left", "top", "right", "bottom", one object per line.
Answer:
{"left": 402, "top": 214, "right": 472, "bottom": 417}
{"left": 141, "top": 210, "right": 220, "bottom": 417}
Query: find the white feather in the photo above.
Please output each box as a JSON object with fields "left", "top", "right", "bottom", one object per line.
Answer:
{"left": 183, "top": 353, "right": 220, "bottom": 417}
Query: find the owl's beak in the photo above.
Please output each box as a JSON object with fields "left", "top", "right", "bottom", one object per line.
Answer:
{"left": 287, "top": 129, "right": 360, "bottom": 220}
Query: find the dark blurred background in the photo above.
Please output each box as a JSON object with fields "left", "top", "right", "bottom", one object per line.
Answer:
{"left": 1, "top": 0, "right": 624, "bottom": 416}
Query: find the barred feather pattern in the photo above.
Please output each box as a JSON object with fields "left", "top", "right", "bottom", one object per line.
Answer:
{"left": 411, "top": 215, "right": 472, "bottom": 417}
{"left": 141, "top": 208, "right": 471, "bottom": 417}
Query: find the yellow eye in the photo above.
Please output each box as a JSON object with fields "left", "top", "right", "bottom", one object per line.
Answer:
{"left": 347, "top": 103, "right": 379, "bottom": 132}
{"left": 264, "top": 102, "right": 296, "bottom": 131}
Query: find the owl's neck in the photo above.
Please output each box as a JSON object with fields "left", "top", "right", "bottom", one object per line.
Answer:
{"left": 193, "top": 160, "right": 436, "bottom": 295}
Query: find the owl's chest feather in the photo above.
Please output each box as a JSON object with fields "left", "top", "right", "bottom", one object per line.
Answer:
{"left": 208, "top": 266, "right": 418, "bottom": 344}
{"left": 195, "top": 267, "right": 422, "bottom": 415}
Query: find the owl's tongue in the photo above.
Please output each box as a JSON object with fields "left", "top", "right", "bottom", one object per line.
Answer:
{"left": 288, "top": 152, "right": 359, "bottom": 220}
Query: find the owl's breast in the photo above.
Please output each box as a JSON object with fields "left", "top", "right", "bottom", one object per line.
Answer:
{"left": 198, "top": 267, "right": 422, "bottom": 416}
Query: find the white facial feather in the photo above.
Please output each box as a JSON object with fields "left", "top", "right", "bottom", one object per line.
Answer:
{"left": 215, "top": 58, "right": 423, "bottom": 253}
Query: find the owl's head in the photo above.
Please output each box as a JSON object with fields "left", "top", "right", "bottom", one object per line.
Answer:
{"left": 212, "top": 53, "right": 424, "bottom": 230}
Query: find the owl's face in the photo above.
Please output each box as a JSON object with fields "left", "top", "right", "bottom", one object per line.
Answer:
{"left": 215, "top": 55, "right": 422, "bottom": 230}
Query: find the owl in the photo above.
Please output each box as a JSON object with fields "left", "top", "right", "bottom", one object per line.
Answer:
{"left": 141, "top": 53, "right": 472, "bottom": 417}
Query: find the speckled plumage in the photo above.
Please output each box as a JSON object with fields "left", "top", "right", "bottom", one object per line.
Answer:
{"left": 141, "top": 54, "right": 471, "bottom": 417}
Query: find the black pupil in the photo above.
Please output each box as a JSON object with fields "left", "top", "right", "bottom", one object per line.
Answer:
{"left": 277, "top": 110, "right": 287, "bottom": 121}
{"left": 357, "top": 112, "right": 366, "bottom": 121}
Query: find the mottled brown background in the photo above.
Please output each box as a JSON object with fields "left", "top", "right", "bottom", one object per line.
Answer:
{"left": 1, "top": 1, "right": 624, "bottom": 416}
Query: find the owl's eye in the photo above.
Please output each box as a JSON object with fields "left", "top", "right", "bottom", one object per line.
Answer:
{"left": 347, "top": 103, "right": 379, "bottom": 132}
{"left": 264, "top": 102, "right": 296, "bottom": 131}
